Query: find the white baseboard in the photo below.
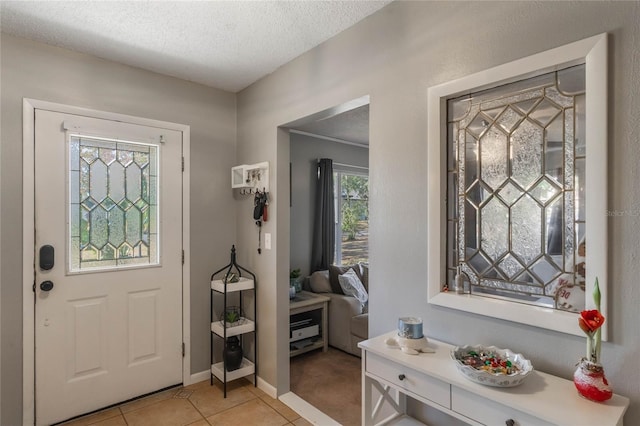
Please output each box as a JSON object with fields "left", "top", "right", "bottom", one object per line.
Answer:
{"left": 188, "top": 370, "right": 210, "bottom": 386}
{"left": 256, "top": 377, "right": 277, "bottom": 399}
{"left": 242, "top": 374, "right": 277, "bottom": 399}
{"left": 279, "top": 392, "right": 340, "bottom": 425}
{"left": 188, "top": 370, "right": 276, "bottom": 399}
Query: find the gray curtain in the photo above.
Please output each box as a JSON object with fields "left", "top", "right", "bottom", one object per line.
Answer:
{"left": 310, "top": 158, "right": 335, "bottom": 272}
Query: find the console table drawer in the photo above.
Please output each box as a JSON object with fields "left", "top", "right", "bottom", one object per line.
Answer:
{"left": 366, "top": 352, "right": 450, "bottom": 408}
{"left": 451, "top": 386, "right": 553, "bottom": 426}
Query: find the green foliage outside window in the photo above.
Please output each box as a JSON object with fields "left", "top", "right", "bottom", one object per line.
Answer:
{"left": 340, "top": 175, "right": 368, "bottom": 241}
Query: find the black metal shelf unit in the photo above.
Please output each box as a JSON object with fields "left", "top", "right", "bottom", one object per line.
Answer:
{"left": 210, "top": 245, "right": 257, "bottom": 397}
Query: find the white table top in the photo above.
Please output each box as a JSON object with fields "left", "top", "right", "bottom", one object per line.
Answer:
{"left": 359, "top": 332, "right": 629, "bottom": 426}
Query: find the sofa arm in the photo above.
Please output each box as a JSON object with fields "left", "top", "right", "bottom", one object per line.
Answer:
{"left": 327, "top": 293, "right": 362, "bottom": 317}
{"left": 326, "top": 293, "right": 363, "bottom": 354}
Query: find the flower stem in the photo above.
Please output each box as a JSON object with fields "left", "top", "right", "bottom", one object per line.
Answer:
{"left": 592, "top": 279, "right": 602, "bottom": 362}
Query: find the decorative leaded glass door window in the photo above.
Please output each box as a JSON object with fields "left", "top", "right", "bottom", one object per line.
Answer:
{"left": 69, "top": 135, "right": 158, "bottom": 271}
{"left": 446, "top": 64, "right": 586, "bottom": 311}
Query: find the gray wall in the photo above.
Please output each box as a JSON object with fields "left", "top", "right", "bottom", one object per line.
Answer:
{"left": 0, "top": 34, "right": 236, "bottom": 424}
{"left": 237, "top": 1, "right": 640, "bottom": 422}
{"left": 290, "top": 133, "right": 368, "bottom": 278}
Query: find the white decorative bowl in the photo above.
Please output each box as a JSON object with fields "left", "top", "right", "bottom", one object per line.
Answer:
{"left": 451, "top": 345, "right": 533, "bottom": 387}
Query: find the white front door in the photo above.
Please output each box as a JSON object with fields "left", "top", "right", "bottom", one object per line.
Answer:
{"left": 34, "top": 110, "right": 183, "bottom": 425}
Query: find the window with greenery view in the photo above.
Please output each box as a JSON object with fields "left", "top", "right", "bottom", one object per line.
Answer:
{"left": 334, "top": 169, "right": 369, "bottom": 266}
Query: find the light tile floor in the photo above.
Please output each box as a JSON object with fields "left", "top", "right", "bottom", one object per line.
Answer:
{"left": 60, "top": 379, "right": 312, "bottom": 426}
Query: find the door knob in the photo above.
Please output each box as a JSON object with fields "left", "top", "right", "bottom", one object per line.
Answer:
{"left": 40, "top": 281, "right": 54, "bottom": 292}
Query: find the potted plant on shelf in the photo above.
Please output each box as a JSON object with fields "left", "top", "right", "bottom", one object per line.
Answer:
{"left": 220, "top": 306, "right": 244, "bottom": 327}
{"left": 290, "top": 268, "right": 302, "bottom": 293}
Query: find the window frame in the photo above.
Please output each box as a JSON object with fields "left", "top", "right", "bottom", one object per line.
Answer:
{"left": 427, "top": 33, "right": 608, "bottom": 338}
{"left": 67, "top": 133, "right": 161, "bottom": 274}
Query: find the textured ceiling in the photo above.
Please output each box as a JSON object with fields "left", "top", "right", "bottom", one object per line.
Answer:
{"left": 0, "top": 0, "right": 391, "bottom": 93}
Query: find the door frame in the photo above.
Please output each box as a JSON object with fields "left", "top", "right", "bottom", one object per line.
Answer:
{"left": 22, "top": 98, "right": 191, "bottom": 424}
{"left": 277, "top": 95, "right": 369, "bottom": 417}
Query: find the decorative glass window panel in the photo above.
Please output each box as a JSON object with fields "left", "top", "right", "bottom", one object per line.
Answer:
{"left": 428, "top": 34, "right": 608, "bottom": 337}
{"left": 446, "top": 65, "right": 585, "bottom": 311}
{"left": 69, "top": 135, "right": 158, "bottom": 271}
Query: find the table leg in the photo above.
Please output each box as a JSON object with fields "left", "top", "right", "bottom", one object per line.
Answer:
{"left": 362, "top": 359, "right": 373, "bottom": 426}
{"left": 322, "top": 301, "right": 328, "bottom": 352}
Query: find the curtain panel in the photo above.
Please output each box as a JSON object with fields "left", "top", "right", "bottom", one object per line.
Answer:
{"left": 310, "top": 158, "right": 335, "bottom": 272}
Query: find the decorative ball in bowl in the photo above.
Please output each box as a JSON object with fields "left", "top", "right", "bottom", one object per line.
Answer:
{"left": 451, "top": 345, "right": 533, "bottom": 387}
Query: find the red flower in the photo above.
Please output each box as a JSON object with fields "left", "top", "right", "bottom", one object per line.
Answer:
{"left": 578, "top": 310, "right": 605, "bottom": 334}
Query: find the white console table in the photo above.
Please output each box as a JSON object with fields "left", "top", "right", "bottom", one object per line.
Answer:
{"left": 359, "top": 332, "right": 629, "bottom": 426}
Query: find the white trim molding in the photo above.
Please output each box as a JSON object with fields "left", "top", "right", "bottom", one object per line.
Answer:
{"left": 279, "top": 392, "right": 340, "bottom": 425}
{"left": 427, "top": 34, "right": 608, "bottom": 337}
{"left": 189, "top": 370, "right": 211, "bottom": 386}
{"left": 257, "top": 376, "right": 278, "bottom": 399}
{"left": 22, "top": 99, "right": 191, "bottom": 424}
{"left": 289, "top": 129, "right": 368, "bottom": 149}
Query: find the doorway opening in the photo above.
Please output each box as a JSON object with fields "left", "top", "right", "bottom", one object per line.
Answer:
{"left": 280, "top": 96, "right": 370, "bottom": 426}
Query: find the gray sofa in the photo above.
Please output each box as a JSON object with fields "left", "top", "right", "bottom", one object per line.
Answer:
{"left": 306, "top": 264, "right": 369, "bottom": 357}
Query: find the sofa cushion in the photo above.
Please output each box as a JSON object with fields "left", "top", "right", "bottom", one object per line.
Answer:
{"left": 309, "top": 270, "right": 332, "bottom": 293}
{"left": 338, "top": 269, "right": 368, "bottom": 306}
{"left": 329, "top": 264, "right": 364, "bottom": 294}
{"left": 359, "top": 264, "right": 369, "bottom": 291}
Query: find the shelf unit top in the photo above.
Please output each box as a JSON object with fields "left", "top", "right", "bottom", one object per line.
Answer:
{"left": 211, "top": 319, "right": 255, "bottom": 338}
{"left": 211, "top": 277, "right": 254, "bottom": 293}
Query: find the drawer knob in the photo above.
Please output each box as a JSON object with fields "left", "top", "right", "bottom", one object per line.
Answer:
{"left": 505, "top": 420, "right": 515, "bottom": 426}
{"left": 398, "top": 374, "right": 406, "bottom": 381}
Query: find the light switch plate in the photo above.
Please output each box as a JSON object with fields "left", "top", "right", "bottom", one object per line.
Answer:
{"left": 265, "top": 233, "right": 271, "bottom": 250}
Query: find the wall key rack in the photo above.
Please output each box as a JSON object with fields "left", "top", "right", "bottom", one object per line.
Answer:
{"left": 232, "top": 161, "right": 269, "bottom": 194}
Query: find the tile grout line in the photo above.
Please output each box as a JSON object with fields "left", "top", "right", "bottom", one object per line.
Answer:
{"left": 117, "top": 407, "right": 130, "bottom": 426}
{"left": 258, "top": 394, "right": 298, "bottom": 422}
{"left": 257, "top": 392, "right": 304, "bottom": 423}
{"left": 117, "top": 388, "right": 182, "bottom": 425}
{"left": 208, "top": 389, "right": 259, "bottom": 419}
{"left": 255, "top": 395, "right": 295, "bottom": 425}
{"left": 186, "top": 395, "right": 211, "bottom": 425}
{"left": 65, "top": 407, "right": 122, "bottom": 426}
{"left": 205, "top": 383, "right": 292, "bottom": 424}
{"left": 186, "top": 381, "right": 262, "bottom": 423}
